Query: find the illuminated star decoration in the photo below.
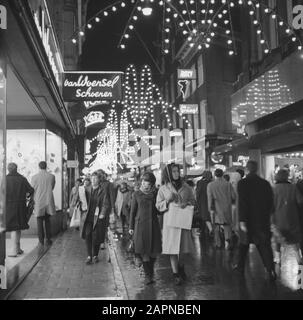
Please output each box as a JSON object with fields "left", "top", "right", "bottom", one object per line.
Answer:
{"left": 85, "top": 64, "right": 192, "bottom": 175}
{"left": 70, "top": 0, "right": 303, "bottom": 57}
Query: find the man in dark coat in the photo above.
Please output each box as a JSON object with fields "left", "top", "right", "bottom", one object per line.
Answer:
{"left": 234, "top": 160, "right": 276, "bottom": 281}
{"left": 6, "top": 163, "right": 34, "bottom": 257}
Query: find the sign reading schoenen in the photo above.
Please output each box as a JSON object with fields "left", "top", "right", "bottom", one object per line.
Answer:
{"left": 0, "top": 265, "right": 7, "bottom": 289}
{"left": 63, "top": 72, "right": 123, "bottom": 102}
{"left": 0, "top": 5, "right": 7, "bottom": 29}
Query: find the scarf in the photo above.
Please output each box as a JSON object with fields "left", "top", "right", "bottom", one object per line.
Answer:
{"left": 172, "top": 178, "right": 182, "bottom": 191}
{"left": 140, "top": 185, "right": 155, "bottom": 195}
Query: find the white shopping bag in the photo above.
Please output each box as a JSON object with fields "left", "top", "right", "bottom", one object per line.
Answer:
{"left": 166, "top": 203, "right": 194, "bottom": 230}
{"left": 70, "top": 204, "right": 81, "bottom": 228}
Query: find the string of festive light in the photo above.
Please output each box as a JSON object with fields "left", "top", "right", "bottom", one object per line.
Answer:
{"left": 70, "top": 0, "right": 302, "bottom": 56}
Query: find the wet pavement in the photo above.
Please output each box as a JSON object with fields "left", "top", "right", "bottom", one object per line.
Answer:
{"left": 8, "top": 228, "right": 303, "bottom": 300}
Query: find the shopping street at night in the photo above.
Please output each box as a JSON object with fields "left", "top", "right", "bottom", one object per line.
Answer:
{"left": 0, "top": 0, "right": 303, "bottom": 305}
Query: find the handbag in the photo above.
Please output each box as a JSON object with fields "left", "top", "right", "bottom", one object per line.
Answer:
{"left": 166, "top": 202, "right": 194, "bottom": 230}
{"left": 70, "top": 203, "right": 81, "bottom": 228}
{"left": 25, "top": 196, "right": 34, "bottom": 224}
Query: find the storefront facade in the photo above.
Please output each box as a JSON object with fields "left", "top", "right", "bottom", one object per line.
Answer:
{"left": 0, "top": 0, "right": 82, "bottom": 296}
{"left": 214, "top": 49, "right": 303, "bottom": 181}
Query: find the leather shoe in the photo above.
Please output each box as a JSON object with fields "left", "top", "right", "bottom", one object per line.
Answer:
{"left": 173, "top": 273, "right": 182, "bottom": 285}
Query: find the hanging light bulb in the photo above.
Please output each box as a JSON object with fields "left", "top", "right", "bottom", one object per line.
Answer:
{"left": 142, "top": 0, "right": 153, "bottom": 16}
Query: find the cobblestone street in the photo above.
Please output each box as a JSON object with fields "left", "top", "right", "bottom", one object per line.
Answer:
{"left": 8, "top": 229, "right": 303, "bottom": 300}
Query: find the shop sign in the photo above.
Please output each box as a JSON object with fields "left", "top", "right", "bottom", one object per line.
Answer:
{"left": 0, "top": 5, "right": 7, "bottom": 30}
{"left": 178, "top": 80, "right": 190, "bottom": 100}
{"left": 32, "top": 1, "right": 63, "bottom": 86}
{"left": 84, "top": 111, "right": 105, "bottom": 128}
{"left": 84, "top": 101, "right": 109, "bottom": 109}
{"left": 63, "top": 72, "right": 123, "bottom": 102}
{"left": 67, "top": 160, "right": 79, "bottom": 168}
{"left": 177, "top": 69, "right": 196, "bottom": 80}
{"left": 179, "top": 104, "right": 198, "bottom": 115}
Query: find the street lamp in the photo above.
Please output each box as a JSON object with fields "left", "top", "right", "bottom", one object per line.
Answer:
{"left": 142, "top": 0, "right": 153, "bottom": 16}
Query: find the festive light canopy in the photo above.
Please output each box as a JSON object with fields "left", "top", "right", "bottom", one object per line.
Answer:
{"left": 70, "top": 0, "right": 302, "bottom": 56}
{"left": 86, "top": 64, "right": 191, "bottom": 175}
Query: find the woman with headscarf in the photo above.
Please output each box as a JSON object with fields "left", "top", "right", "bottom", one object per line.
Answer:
{"left": 272, "top": 169, "right": 303, "bottom": 265}
{"left": 196, "top": 171, "right": 213, "bottom": 237}
{"left": 129, "top": 172, "right": 162, "bottom": 285}
{"left": 156, "top": 163, "right": 196, "bottom": 285}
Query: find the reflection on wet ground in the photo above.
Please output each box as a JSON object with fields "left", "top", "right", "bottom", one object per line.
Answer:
{"left": 113, "top": 232, "right": 303, "bottom": 300}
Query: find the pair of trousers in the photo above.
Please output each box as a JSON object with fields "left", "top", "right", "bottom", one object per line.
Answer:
{"left": 214, "top": 224, "right": 232, "bottom": 247}
{"left": 11, "top": 230, "right": 21, "bottom": 255}
{"left": 37, "top": 214, "right": 51, "bottom": 244}
{"left": 85, "top": 222, "right": 100, "bottom": 257}
{"left": 237, "top": 242, "right": 274, "bottom": 272}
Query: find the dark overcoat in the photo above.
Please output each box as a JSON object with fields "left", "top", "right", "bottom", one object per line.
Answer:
{"left": 273, "top": 182, "right": 303, "bottom": 244}
{"left": 6, "top": 172, "right": 34, "bottom": 232}
{"left": 237, "top": 173, "right": 273, "bottom": 245}
{"left": 80, "top": 184, "right": 110, "bottom": 245}
{"left": 196, "top": 179, "right": 211, "bottom": 222}
{"left": 129, "top": 190, "right": 162, "bottom": 255}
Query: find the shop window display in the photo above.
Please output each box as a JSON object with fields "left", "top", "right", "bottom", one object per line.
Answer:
{"left": 6, "top": 129, "right": 45, "bottom": 183}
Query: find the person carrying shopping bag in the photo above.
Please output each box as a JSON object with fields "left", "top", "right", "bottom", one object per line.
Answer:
{"left": 156, "top": 163, "right": 196, "bottom": 285}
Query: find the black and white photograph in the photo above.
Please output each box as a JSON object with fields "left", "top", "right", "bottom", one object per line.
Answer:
{"left": 0, "top": 0, "right": 303, "bottom": 308}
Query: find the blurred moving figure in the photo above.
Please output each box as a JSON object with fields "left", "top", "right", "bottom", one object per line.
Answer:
{"left": 272, "top": 169, "right": 303, "bottom": 265}
{"left": 207, "top": 169, "right": 236, "bottom": 249}
{"left": 235, "top": 160, "right": 277, "bottom": 281}
{"left": 196, "top": 171, "right": 213, "bottom": 237}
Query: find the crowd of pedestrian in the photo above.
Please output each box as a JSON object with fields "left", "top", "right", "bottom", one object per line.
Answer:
{"left": 5, "top": 158, "right": 303, "bottom": 287}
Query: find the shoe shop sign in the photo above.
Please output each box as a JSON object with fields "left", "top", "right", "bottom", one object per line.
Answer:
{"left": 63, "top": 72, "right": 123, "bottom": 102}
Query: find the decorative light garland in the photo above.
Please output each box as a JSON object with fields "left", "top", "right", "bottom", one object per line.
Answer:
{"left": 86, "top": 63, "right": 192, "bottom": 175}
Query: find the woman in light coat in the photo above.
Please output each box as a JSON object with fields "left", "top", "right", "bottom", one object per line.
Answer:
{"left": 156, "top": 163, "right": 195, "bottom": 285}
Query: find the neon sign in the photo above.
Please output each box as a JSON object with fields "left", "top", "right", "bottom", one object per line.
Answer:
{"left": 63, "top": 72, "right": 123, "bottom": 102}
{"left": 84, "top": 111, "right": 105, "bottom": 128}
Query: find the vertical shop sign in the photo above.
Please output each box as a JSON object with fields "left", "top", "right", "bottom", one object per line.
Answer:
{"left": 31, "top": 1, "right": 64, "bottom": 86}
